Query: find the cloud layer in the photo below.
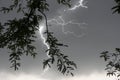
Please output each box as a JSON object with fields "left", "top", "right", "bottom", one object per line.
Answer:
{"left": 0, "top": 71, "right": 47, "bottom": 80}
{"left": 0, "top": 71, "right": 117, "bottom": 80}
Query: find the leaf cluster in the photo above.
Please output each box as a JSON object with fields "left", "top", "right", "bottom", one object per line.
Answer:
{"left": 100, "top": 48, "right": 120, "bottom": 79}
{"left": 57, "top": 0, "right": 71, "bottom": 7}
{"left": 0, "top": 16, "right": 39, "bottom": 70}
{"left": 43, "top": 31, "right": 77, "bottom": 76}
{"left": 112, "top": 0, "right": 120, "bottom": 14}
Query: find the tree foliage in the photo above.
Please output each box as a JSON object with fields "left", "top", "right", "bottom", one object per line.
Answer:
{"left": 100, "top": 0, "right": 120, "bottom": 79}
{"left": 100, "top": 48, "right": 120, "bottom": 79}
{"left": 43, "top": 31, "right": 77, "bottom": 76}
{"left": 112, "top": 0, "right": 120, "bottom": 14}
{"left": 0, "top": 0, "right": 76, "bottom": 76}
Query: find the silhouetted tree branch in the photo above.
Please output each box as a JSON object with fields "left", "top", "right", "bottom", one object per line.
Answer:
{"left": 100, "top": 48, "right": 120, "bottom": 79}
{"left": 100, "top": 0, "right": 120, "bottom": 79}
{"left": 0, "top": 0, "right": 76, "bottom": 76}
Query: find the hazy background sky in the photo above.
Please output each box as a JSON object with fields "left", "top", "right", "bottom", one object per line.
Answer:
{"left": 0, "top": 0, "right": 120, "bottom": 80}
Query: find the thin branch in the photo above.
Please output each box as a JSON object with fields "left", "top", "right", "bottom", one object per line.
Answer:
{"left": 38, "top": 10, "right": 49, "bottom": 34}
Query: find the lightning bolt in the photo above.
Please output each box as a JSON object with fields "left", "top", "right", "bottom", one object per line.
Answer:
{"left": 48, "top": 16, "right": 87, "bottom": 37}
{"left": 39, "top": 24, "right": 50, "bottom": 51}
{"left": 39, "top": 21, "right": 50, "bottom": 75}
{"left": 39, "top": 0, "right": 87, "bottom": 75}
{"left": 69, "top": 0, "right": 88, "bottom": 10}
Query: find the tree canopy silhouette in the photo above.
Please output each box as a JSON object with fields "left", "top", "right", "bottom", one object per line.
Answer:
{"left": 0, "top": 0, "right": 76, "bottom": 76}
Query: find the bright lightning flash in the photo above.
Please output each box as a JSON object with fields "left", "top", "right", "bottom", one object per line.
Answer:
{"left": 39, "top": 22, "right": 50, "bottom": 74}
{"left": 38, "top": 0, "right": 87, "bottom": 75}
{"left": 39, "top": 0, "right": 87, "bottom": 50}
{"left": 69, "top": 0, "right": 87, "bottom": 10}
{"left": 39, "top": 25, "right": 49, "bottom": 50}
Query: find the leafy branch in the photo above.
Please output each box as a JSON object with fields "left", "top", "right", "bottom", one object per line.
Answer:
{"left": 100, "top": 48, "right": 120, "bottom": 79}
{"left": 43, "top": 31, "right": 77, "bottom": 76}
{"left": 0, "top": 0, "right": 77, "bottom": 76}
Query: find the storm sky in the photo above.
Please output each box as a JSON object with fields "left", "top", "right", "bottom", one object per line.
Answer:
{"left": 0, "top": 0, "right": 120, "bottom": 80}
